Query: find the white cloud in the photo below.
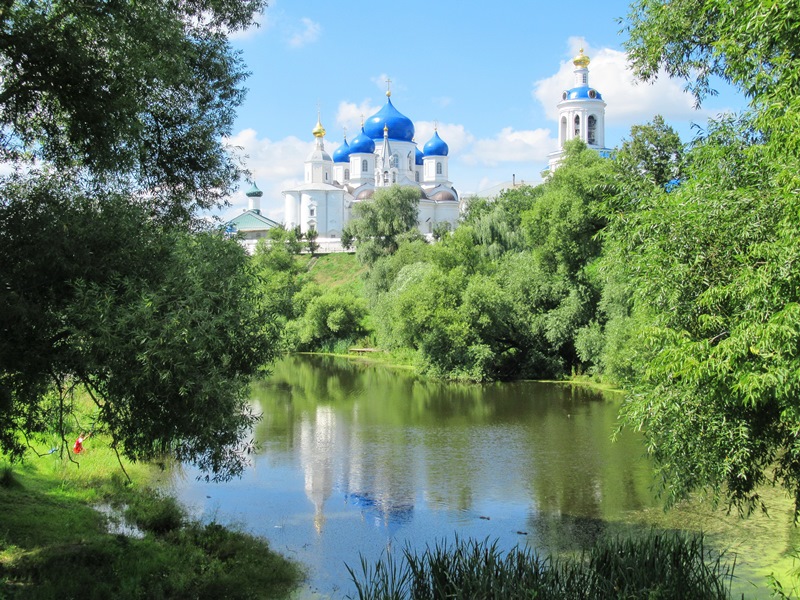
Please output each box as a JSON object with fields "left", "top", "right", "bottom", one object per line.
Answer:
{"left": 414, "top": 121, "right": 474, "bottom": 155}
{"left": 461, "top": 127, "right": 558, "bottom": 166}
{"left": 335, "top": 100, "right": 381, "bottom": 135}
{"left": 533, "top": 39, "right": 703, "bottom": 128}
{"left": 288, "top": 17, "right": 321, "bottom": 48}
{"left": 371, "top": 73, "right": 406, "bottom": 95}
{"left": 222, "top": 128, "right": 314, "bottom": 222}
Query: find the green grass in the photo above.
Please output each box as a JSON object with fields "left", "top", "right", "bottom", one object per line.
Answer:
{"left": 302, "top": 252, "right": 365, "bottom": 292}
{"left": 0, "top": 443, "right": 302, "bottom": 599}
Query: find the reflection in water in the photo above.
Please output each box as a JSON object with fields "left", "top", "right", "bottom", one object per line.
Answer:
{"left": 170, "top": 355, "right": 794, "bottom": 599}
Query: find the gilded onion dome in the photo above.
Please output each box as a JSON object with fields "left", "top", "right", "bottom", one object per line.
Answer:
{"left": 573, "top": 48, "right": 590, "bottom": 68}
{"left": 312, "top": 113, "right": 326, "bottom": 138}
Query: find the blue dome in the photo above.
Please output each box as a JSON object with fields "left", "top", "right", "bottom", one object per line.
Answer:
{"left": 333, "top": 137, "right": 351, "bottom": 163}
{"left": 562, "top": 87, "right": 603, "bottom": 101}
{"left": 423, "top": 131, "right": 449, "bottom": 157}
{"left": 364, "top": 97, "right": 415, "bottom": 142}
{"left": 349, "top": 126, "right": 376, "bottom": 154}
{"left": 415, "top": 146, "right": 424, "bottom": 166}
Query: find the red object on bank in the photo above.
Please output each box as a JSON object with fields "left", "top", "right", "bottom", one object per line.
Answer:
{"left": 73, "top": 435, "right": 85, "bottom": 454}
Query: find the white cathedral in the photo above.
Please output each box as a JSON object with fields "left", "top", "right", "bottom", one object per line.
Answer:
{"left": 282, "top": 84, "right": 460, "bottom": 241}
{"left": 231, "top": 48, "right": 609, "bottom": 250}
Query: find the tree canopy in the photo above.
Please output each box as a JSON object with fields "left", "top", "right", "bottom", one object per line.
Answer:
{"left": 341, "top": 185, "right": 421, "bottom": 266}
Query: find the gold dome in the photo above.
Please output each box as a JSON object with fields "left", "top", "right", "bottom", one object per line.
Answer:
{"left": 573, "top": 48, "right": 590, "bottom": 68}
{"left": 312, "top": 117, "right": 326, "bottom": 138}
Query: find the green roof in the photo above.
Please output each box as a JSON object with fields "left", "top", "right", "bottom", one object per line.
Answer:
{"left": 226, "top": 210, "right": 280, "bottom": 231}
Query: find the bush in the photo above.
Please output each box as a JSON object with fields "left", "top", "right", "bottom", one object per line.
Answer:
{"left": 124, "top": 490, "right": 185, "bottom": 535}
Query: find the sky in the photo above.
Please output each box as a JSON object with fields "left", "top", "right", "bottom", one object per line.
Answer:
{"left": 218, "top": 0, "right": 747, "bottom": 223}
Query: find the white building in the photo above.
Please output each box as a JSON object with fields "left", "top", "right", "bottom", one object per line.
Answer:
{"left": 283, "top": 88, "right": 460, "bottom": 241}
{"left": 547, "top": 48, "right": 612, "bottom": 172}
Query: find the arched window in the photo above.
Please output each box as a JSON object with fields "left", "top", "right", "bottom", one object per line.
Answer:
{"left": 560, "top": 116, "right": 567, "bottom": 145}
{"left": 344, "top": 168, "right": 350, "bottom": 180}
{"left": 574, "top": 115, "right": 580, "bottom": 138}
{"left": 362, "top": 159, "right": 368, "bottom": 172}
{"left": 392, "top": 173, "right": 396, "bottom": 183}
{"left": 390, "top": 153, "right": 398, "bottom": 168}
{"left": 582, "top": 73, "right": 588, "bottom": 85}
{"left": 309, "top": 206, "right": 316, "bottom": 217}
{"left": 383, "top": 171, "right": 389, "bottom": 184}
{"left": 436, "top": 162, "right": 442, "bottom": 175}
{"left": 415, "top": 171, "right": 419, "bottom": 182}
{"left": 408, "top": 154, "right": 413, "bottom": 170}
{"left": 588, "top": 115, "right": 597, "bottom": 145}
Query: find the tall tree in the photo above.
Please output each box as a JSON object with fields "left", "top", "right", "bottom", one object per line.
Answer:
{"left": 0, "top": 0, "right": 273, "bottom": 479}
{"left": 341, "top": 185, "right": 421, "bottom": 266}
{"left": 616, "top": 1, "right": 800, "bottom": 514}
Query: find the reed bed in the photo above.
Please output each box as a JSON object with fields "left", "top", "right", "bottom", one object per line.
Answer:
{"left": 347, "top": 531, "right": 737, "bottom": 599}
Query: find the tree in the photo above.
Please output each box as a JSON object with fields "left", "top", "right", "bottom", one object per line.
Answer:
{"left": 341, "top": 185, "right": 421, "bottom": 266}
{"left": 305, "top": 228, "right": 320, "bottom": 256}
{"left": 0, "top": 174, "right": 275, "bottom": 478}
{"left": 614, "top": 2, "right": 800, "bottom": 515}
{"left": 613, "top": 115, "right": 683, "bottom": 191}
{"left": 0, "top": 1, "right": 274, "bottom": 479}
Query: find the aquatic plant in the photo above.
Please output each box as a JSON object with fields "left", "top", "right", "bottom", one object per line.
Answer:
{"left": 346, "top": 531, "right": 736, "bottom": 599}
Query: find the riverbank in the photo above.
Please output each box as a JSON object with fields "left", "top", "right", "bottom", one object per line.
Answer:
{"left": 0, "top": 440, "right": 303, "bottom": 599}
{"left": 296, "top": 349, "right": 624, "bottom": 395}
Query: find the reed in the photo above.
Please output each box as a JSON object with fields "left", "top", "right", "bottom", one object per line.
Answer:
{"left": 347, "top": 531, "right": 737, "bottom": 599}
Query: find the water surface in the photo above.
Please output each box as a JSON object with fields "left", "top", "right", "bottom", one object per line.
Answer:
{"left": 169, "top": 355, "right": 797, "bottom": 598}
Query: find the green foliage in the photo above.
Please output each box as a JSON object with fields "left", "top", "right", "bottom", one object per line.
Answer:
{"left": 347, "top": 532, "right": 736, "bottom": 600}
{"left": 305, "top": 227, "right": 320, "bottom": 256}
{"left": 252, "top": 228, "right": 307, "bottom": 323}
{"left": 0, "top": 174, "right": 275, "bottom": 479}
{"left": 0, "top": 0, "right": 265, "bottom": 220}
{"left": 342, "top": 186, "right": 421, "bottom": 266}
{"left": 0, "top": 0, "right": 276, "bottom": 480}
{"left": 612, "top": 115, "right": 684, "bottom": 197}
{"left": 361, "top": 144, "right": 614, "bottom": 382}
{"left": 297, "top": 291, "right": 366, "bottom": 350}
{"left": 610, "top": 1, "right": 800, "bottom": 516}
{"left": 125, "top": 491, "right": 185, "bottom": 536}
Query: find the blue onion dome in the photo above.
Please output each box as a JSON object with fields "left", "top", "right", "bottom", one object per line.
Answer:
{"left": 333, "top": 136, "right": 351, "bottom": 163}
{"left": 415, "top": 146, "right": 424, "bottom": 165}
{"left": 562, "top": 87, "right": 603, "bottom": 101}
{"left": 364, "top": 95, "right": 415, "bottom": 142}
{"left": 423, "top": 130, "right": 449, "bottom": 156}
{"left": 349, "top": 125, "right": 376, "bottom": 154}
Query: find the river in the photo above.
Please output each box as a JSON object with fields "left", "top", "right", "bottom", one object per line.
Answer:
{"left": 167, "top": 355, "right": 798, "bottom": 598}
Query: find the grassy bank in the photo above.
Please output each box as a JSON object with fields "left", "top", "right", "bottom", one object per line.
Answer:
{"left": 0, "top": 441, "right": 302, "bottom": 599}
{"left": 301, "top": 252, "right": 366, "bottom": 293}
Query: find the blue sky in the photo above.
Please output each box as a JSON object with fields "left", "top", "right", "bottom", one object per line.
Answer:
{"left": 220, "top": 0, "right": 747, "bottom": 222}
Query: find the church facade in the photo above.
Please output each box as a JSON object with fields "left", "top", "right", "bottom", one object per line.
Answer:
{"left": 228, "top": 49, "right": 610, "bottom": 249}
{"left": 283, "top": 87, "right": 460, "bottom": 240}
